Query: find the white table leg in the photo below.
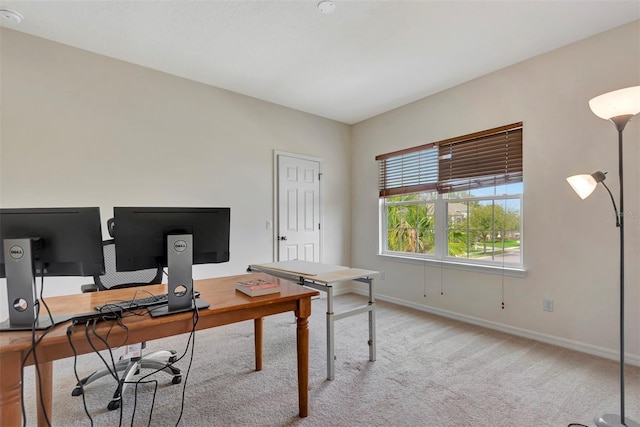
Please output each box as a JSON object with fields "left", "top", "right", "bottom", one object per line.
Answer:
{"left": 326, "top": 285, "right": 335, "bottom": 380}
{"left": 368, "top": 277, "right": 376, "bottom": 362}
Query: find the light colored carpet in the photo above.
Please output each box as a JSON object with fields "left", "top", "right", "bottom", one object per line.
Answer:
{"left": 22, "top": 294, "right": 639, "bottom": 427}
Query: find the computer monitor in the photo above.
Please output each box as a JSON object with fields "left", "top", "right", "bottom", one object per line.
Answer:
{"left": 113, "top": 207, "right": 230, "bottom": 317}
{"left": 0, "top": 207, "right": 105, "bottom": 331}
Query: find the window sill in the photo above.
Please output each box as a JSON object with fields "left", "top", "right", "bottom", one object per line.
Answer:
{"left": 377, "top": 253, "right": 527, "bottom": 278}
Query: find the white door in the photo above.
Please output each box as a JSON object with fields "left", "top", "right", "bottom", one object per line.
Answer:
{"left": 276, "top": 154, "right": 321, "bottom": 262}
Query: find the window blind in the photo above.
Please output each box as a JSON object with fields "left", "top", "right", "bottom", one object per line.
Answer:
{"left": 376, "top": 122, "right": 523, "bottom": 197}
{"left": 376, "top": 145, "right": 438, "bottom": 197}
{"left": 437, "top": 124, "right": 522, "bottom": 193}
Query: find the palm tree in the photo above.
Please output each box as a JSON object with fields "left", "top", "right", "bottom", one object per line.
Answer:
{"left": 386, "top": 195, "right": 434, "bottom": 254}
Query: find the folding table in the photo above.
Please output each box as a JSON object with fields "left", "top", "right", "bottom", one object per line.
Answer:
{"left": 248, "top": 260, "right": 377, "bottom": 380}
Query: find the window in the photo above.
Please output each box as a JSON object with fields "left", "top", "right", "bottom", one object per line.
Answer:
{"left": 377, "top": 123, "right": 523, "bottom": 269}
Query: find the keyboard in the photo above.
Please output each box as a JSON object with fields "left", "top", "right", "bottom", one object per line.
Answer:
{"left": 95, "top": 291, "right": 200, "bottom": 313}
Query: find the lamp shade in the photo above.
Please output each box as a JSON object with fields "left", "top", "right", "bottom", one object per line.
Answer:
{"left": 589, "top": 86, "right": 640, "bottom": 119}
{"left": 567, "top": 174, "right": 598, "bottom": 199}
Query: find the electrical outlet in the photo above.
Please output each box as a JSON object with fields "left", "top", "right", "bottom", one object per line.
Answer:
{"left": 543, "top": 298, "right": 554, "bottom": 312}
{"left": 379, "top": 270, "right": 385, "bottom": 280}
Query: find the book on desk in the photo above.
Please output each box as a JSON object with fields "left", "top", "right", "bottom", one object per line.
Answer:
{"left": 235, "top": 279, "right": 280, "bottom": 296}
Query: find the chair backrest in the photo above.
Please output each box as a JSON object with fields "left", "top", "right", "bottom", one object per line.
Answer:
{"left": 93, "top": 219, "right": 163, "bottom": 291}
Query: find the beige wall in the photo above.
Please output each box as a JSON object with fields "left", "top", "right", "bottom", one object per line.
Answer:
{"left": 2, "top": 21, "right": 639, "bottom": 363}
{"left": 0, "top": 29, "right": 352, "bottom": 314}
{"left": 351, "top": 21, "right": 640, "bottom": 363}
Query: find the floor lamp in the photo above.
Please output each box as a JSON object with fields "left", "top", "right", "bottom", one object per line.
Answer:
{"left": 567, "top": 85, "right": 640, "bottom": 427}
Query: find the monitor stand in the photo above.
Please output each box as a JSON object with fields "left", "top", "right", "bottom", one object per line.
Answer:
{"left": 150, "top": 234, "right": 210, "bottom": 318}
{"left": 1, "top": 238, "right": 72, "bottom": 331}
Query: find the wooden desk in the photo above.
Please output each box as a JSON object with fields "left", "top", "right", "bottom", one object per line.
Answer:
{"left": 0, "top": 273, "right": 318, "bottom": 426}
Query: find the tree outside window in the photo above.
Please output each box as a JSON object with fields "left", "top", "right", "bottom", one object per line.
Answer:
{"left": 377, "top": 122, "right": 523, "bottom": 269}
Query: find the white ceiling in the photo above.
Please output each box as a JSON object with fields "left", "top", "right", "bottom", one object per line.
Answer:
{"left": 1, "top": 1, "right": 638, "bottom": 124}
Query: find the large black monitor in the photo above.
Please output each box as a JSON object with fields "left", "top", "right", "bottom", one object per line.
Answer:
{"left": 113, "top": 207, "right": 230, "bottom": 271}
{"left": 0, "top": 207, "right": 105, "bottom": 330}
{"left": 113, "top": 207, "right": 230, "bottom": 317}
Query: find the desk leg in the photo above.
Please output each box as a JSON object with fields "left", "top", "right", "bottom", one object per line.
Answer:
{"left": 326, "top": 286, "right": 335, "bottom": 381}
{"left": 368, "top": 278, "right": 376, "bottom": 362}
{"left": 254, "top": 317, "right": 263, "bottom": 371}
{"left": 36, "top": 361, "right": 53, "bottom": 427}
{"left": 296, "top": 297, "right": 311, "bottom": 418}
{"left": 0, "top": 352, "right": 23, "bottom": 426}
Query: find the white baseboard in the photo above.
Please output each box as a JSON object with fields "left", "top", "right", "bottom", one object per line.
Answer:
{"left": 345, "top": 287, "right": 640, "bottom": 367}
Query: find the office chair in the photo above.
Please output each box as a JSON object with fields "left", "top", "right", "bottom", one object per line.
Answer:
{"left": 71, "top": 218, "right": 182, "bottom": 411}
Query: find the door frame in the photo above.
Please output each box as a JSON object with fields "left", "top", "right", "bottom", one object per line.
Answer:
{"left": 272, "top": 150, "right": 323, "bottom": 262}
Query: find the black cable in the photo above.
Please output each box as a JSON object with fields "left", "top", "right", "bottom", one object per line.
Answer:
{"left": 85, "top": 313, "right": 131, "bottom": 427}
{"left": 131, "top": 292, "right": 200, "bottom": 426}
{"left": 33, "top": 272, "right": 53, "bottom": 426}
{"left": 78, "top": 318, "right": 124, "bottom": 425}
{"left": 83, "top": 318, "right": 121, "bottom": 383}
{"left": 86, "top": 316, "right": 126, "bottom": 426}
{"left": 22, "top": 270, "right": 55, "bottom": 427}
{"left": 20, "top": 313, "right": 54, "bottom": 427}
{"left": 130, "top": 379, "right": 159, "bottom": 427}
{"left": 30, "top": 306, "right": 50, "bottom": 427}
{"left": 89, "top": 301, "right": 185, "bottom": 426}
{"left": 174, "top": 294, "right": 200, "bottom": 426}
{"left": 36, "top": 267, "right": 55, "bottom": 326}
{"left": 88, "top": 316, "right": 131, "bottom": 427}
{"left": 67, "top": 323, "right": 94, "bottom": 426}
{"left": 70, "top": 286, "right": 199, "bottom": 426}
{"left": 89, "top": 318, "right": 121, "bottom": 382}
{"left": 123, "top": 328, "right": 185, "bottom": 424}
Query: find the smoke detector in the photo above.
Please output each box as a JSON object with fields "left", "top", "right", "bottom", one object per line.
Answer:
{"left": 0, "top": 8, "right": 23, "bottom": 24}
{"left": 317, "top": 1, "right": 335, "bottom": 14}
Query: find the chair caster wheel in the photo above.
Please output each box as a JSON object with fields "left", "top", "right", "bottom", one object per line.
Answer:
{"left": 71, "top": 387, "right": 83, "bottom": 396}
{"left": 107, "top": 400, "right": 120, "bottom": 411}
{"left": 172, "top": 376, "right": 182, "bottom": 384}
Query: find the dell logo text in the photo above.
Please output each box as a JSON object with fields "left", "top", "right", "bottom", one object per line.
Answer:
{"left": 173, "top": 240, "right": 187, "bottom": 253}
{"left": 9, "top": 245, "right": 24, "bottom": 260}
